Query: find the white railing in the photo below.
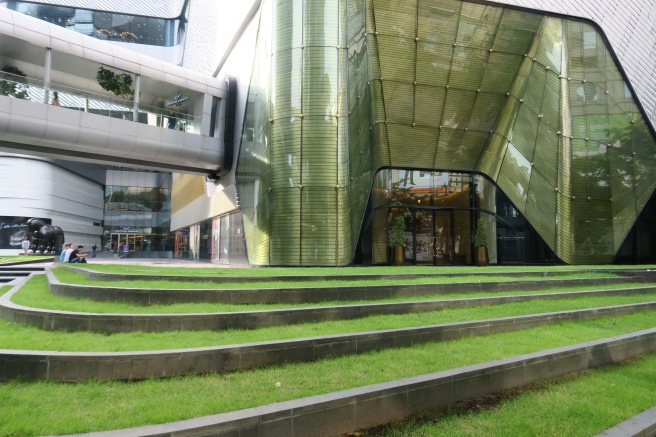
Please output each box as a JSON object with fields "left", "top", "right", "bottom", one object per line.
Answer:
{"left": 0, "top": 72, "right": 201, "bottom": 134}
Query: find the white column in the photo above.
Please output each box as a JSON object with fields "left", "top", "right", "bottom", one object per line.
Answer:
{"left": 44, "top": 48, "right": 52, "bottom": 104}
{"left": 133, "top": 74, "right": 141, "bottom": 122}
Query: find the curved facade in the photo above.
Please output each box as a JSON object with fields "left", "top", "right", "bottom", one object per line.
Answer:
{"left": 235, "top": 0, "right": 656, "bottom": 265}
{"left": 0, "top": 155, "right": 104, "bottom": 251}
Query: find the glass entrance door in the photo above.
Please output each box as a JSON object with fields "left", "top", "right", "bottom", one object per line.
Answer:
{"left": 110, "top": 233, "right": 143, "bottom": 253}
{"left": 414, "top": 209, "right": 454, "bottom": 265}
{"left": 434, "top": 210, "right": 453, "bottom": 265}
{"left": 413, "top": 209, "right": 470, "bottom": 265}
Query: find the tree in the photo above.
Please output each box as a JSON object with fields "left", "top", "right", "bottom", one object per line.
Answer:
{"left": 0, "top": 66, "right": 29, "bottom": 100}
{"left": 475, "top": 217, "right": 488, "bottom": 248}
{"left": 390, "top": 215, "right": 406, "bottom": 247}
{"left": 96, "top": 66, "right": 134, "bottom": 100}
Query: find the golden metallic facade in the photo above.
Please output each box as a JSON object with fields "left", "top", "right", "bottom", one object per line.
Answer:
{"left": 236, "top": 0, "right": 656, "bottom": 265}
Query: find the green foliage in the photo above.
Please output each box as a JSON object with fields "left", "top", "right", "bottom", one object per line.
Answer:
{"left": 0, "top": 313, "right": 654, "bottom": 435}
{"left": 390, "top": 215, "right": 406, "bottom": 247}
{"left": 475, "top": 217, "right": 488, "bottom": 248}
{"left": 0, "top": 65, "right": 29, "bottom": 100}
{"left": 96, "top": 66, "right": 134, "bottom": 100}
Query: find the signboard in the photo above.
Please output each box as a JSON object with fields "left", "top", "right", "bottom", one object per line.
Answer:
{"left": 167, "top": 92, "right": 189, "bottom": 106}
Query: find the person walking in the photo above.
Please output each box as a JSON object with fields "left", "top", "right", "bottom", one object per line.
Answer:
{"left": 21, "top": 237, "right": 30, "bottom": 255}
{"left": 91, "top": 243, "right": 97, "bottom": 258}
{"left": 122, "top": 241, "right": 129, "bottom": 258}
{"left": 51, "top": 91, "right": 61, "bottom": 106}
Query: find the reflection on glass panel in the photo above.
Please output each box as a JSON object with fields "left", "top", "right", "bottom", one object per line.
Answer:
{"left": 5, "top": 1, "right": 180, "bottom": 46}
{"left": 102, "top": 170, "right": 172, "bottom": 254}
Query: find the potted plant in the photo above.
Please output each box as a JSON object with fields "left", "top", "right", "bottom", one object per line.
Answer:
{"left": 390, "top": 215, "right": 406, "bottom": 266}
{"left": 0, "top": 66, "right": 29, "bottom": 100}
{"left": 474, "top": 217, "right": 489, "bottom": 266}
{"left": 96, "top": 66, "right": 134, "bottom": 100}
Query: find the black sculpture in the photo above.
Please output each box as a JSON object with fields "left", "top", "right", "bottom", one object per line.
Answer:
{"left": 26, "top": 218, "right": 65, "bottom": 255}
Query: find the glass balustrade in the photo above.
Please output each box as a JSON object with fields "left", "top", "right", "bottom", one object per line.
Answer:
{"left": 0, "top": 72, "right": 202, "bottom": 134}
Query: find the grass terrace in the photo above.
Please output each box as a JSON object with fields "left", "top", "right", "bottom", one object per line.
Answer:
{"left": 0, "top": 263, "right": 654, "bottom": 436}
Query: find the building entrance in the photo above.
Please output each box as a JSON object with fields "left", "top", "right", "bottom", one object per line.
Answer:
{"left": 109, "top": 233, "right": 143, "bottom": 253}
{"left": 414, "top": 209, "right": 456, "bottom": 265}
{"left": 371, "top": 169, "right": 496, "bottom": 265}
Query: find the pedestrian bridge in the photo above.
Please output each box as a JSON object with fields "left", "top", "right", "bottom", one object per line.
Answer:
{"left": 0, "top": 9, "right": 229, "bottom": 174}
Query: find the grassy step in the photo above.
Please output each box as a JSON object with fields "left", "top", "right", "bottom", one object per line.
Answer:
{"left": 1, "top": 302, "right": 654, "bottom": 382}
{"left": 4, "top": 275, "right": 656, "bottom": 332}
{"left": 62, "top": 264, "right": 654, "bottom": 283}
{"left": 49, "top": 268, "right": 644, "bottom": 304}
{"left": 361, "top": 355, "right": 656, "bottom": 437}
{"left": 0, "top": 313, "right": 653, "bottom": 436}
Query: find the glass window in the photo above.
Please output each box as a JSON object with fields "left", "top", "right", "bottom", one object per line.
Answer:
{"left": 5, "top": 1, "right": 181, "bottom": 46}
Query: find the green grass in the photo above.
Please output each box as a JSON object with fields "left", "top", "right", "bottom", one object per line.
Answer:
{"left": 366, "top": 354, "right": 656, "bottom": 437}
{"left": 0, "top": 256, "right": 23, "bottom": 263}
{"left": 70, "top": 263, "right": 656, "bottom": 277}
{"left": 2, "top": 277, "right": 655, "bottom": 351}
{"left": 9, "top": 275, "right": 656, "bottom": 315}
{"left": 52, "top": 268, "right": 619, "bottom": 289}
{"left": 0, "top": 313, "right": 653, "bottom": 436}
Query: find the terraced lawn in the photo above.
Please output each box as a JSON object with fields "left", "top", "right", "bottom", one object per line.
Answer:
{"left": 69, "top": 263, "right": 656, "bottom": 277}
{"left": 1, "top": 264, "right": 654, "bottom": 436}
{"left": 361, "top": 352, "right": 656, "bottom": 437}
{"left": 0, "top": 313, "right": 653, "bottom": 436}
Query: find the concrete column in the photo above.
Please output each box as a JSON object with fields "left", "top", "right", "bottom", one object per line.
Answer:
{"left": 44, "top": 47, "right": 52, "bottom": 104}
{"left": 133, "top": 74, "right": 141, "bottom": 122}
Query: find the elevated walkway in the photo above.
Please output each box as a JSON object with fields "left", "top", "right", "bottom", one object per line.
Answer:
{"left": 0, "top": 9, "right": 228, "bottom": 174}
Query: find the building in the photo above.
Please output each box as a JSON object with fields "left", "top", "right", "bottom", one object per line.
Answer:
{"left": 0, "top": 0, "right": 214, "bottom": 257}
{"left": 2, "top": 0, "right": 656, "bottom": 266}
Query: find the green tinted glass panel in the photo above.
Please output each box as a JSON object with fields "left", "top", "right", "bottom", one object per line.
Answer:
{"left": 383, "top": 81, "right": 414, "bottom": 125}
{"left": 533, "top": 121, "right": 558, "bottom": 182}
{"left": 270, "top": 188, "right": 301, "bottom": 264}
{"left": 492, "top": 9, "right": 541, "bottom": 55}
{"left": 479, "top": 52, "right": 522, "bottom": 94}
{"left": 450, "top": 47, "right": 488, "bottom": 90}
{"left": 272, "top": 49, "right": 302, "bottom": 119}
{"left": 415, "top": 85, "right": 445, "bottom": 127}
{"left": 525, "top": 170, "right": 556, "bottom": 247}
{"left": 376, "top": 35, "right": 415, "bottom": 82}
{"left": 270, "top": 118, "right": 301, "bottom": 188}
{"left": 456, "top": 3, "right": 501, "bottom": 49}
{"left": 274, "top": 0, "right": 302, "bottom": 51}
{"left": 304, "top": 0, "right": 339, "bottom": 46}
{"left": 416, "top": 42, "right": 453, "bottom": 87}
{"left": 441, "top": 89, "right": 476, "bottom": 129}
{"left": 373, "top": 0, "right": 416, "bottom": 38}
{"left": 498, "top": 143, "right": 532, "bottom": 211}
{"left": 468, "top": 92, "right": 503, "bottom": 131}
{"left": 301, "top": 187, "right": 338, "bottom": 265}
{"left": 417, "top": 0, "right": 461, "bottom": 43}
{"left": 302, "top": 117, "right": 338, "bottom": 186}
{"left": 511, "top": 104, "right": 538, "bottom": 159}
{"left": 303, "top": 47, "right": 338, "bottom": 116}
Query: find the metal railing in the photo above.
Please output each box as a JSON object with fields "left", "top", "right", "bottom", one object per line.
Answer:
{"left": 0, "top": 72, "right": 201, "bottom": 134}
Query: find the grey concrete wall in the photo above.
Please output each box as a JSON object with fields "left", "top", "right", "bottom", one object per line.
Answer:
{"left": 595, "top": 406, "right": 656, "bottom": 437}
{"left": 1, "top": 302, "right": 654, "bottom": 382}
{"left": 53, "top": 328, "right": 656, "bottom": 437}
